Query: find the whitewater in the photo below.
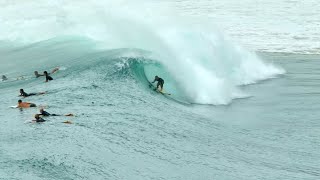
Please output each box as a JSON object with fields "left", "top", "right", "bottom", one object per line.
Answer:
{"left": 0, "top": 0, "right": 319, "bottom": 179}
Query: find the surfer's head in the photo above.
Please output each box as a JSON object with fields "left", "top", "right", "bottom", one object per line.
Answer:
{"left": 43, "top": 71, "right": 48, "bottom": 75}
{"left": 40, "top": 108, "right": 44, "bottom": 113}
{"left": 155, "top": 75, "right": 159, "bottom": 79}
{"left": 20, "top": 89, "right": 24, "bottom": 93}
{"left": 34, "top": 114, "right": 40, "bottom": 120}
{"left": 35, "top": 71, "right": 41, "bottom": 77}
{"left": 18, "top": 99, "right": 22, "bottom": 104}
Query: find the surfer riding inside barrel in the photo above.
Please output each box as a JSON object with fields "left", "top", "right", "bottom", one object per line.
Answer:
{"left": 152, "top": 75, "right": 164, "bottom": 92}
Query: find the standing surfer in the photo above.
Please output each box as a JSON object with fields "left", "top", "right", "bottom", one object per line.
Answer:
{"left": 152, "top": 76, "right": 164, "bottom": 92}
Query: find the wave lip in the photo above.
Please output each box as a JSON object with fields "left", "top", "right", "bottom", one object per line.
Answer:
{"left": 115, "top": 48, "right": 284, "bottom": 105}
{"left": 154, "top": 29, "right": 285, "bottom": 105}
{"left": 0, "top": 1, "right": 285, "bottom": 105}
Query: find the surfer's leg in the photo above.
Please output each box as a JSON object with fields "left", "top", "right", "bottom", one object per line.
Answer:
{"left": 160, "top": 82, "right": 164, "bottom": 91}
{"left": 156, "top": 83, "right": 159, "bottom": 90}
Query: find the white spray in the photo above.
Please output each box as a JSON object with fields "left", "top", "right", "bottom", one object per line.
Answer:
{"left": 0, "top": 0, "right": 285, "bottom": 104}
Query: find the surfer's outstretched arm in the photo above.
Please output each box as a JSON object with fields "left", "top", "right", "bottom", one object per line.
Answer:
{"left": 152, "top": 75, "right": 159, "bottom": 84}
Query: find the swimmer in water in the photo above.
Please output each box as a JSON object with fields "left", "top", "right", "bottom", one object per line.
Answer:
{"left": 32, "top": 114, "right": 46, "bottom": 123}
{"left": 17, "top": 100, "right": 36, "bottom": 108}
{"left": 19, "top": 89, "right": 46, "bottom": 97}
{"left": 34, "top": 71, "right": 44, "bottom": 78}
{"left": 2, "top": 75, "right": 8, "bottom": 81}
{"left": 44, "top": 71, "right": 53, "bottom": 82}
{"left": 35, "top": 67, "right": 59, "bottom": 78}
{"left": 40, "top": 108, "right": 73, "bottom": 117}
{"left": 33, "top": 114, "right": 72, "bottom": 124}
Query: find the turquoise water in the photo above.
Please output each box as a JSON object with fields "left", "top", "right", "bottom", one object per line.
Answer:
{"left": 1, "top": 39, "right": 319, "bottom": 180}
{"left": 1, "top": 1, "right": 320, "bottom": 179}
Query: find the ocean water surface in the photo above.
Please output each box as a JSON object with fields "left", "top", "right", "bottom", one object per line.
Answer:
{"left": 0, "top": 0, "right": 319, "bottom": 179}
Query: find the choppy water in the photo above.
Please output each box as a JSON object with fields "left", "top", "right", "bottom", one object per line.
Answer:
{"left": 1, "top": 1, "right": 319, "bottom": 180}
{"left": 154, "top": 0, "right": 320, "bottom": 54}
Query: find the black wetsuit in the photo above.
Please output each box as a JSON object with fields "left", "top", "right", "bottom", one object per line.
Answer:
{"left": 45, "top": 74, "right": 53, "bottom": 81}
{"left": 153, "top": 77, "right": 164, "bottom": 90}
{"left": 35, "top": 118, "right": 46, "bottom": 122}
{"left": 41, "top": 110, "right": 58, "bottom": 116}
{"left": 21, "top": 91, "right": 36, "bottom": 97}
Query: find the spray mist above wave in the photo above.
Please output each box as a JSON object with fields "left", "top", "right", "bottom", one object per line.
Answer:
{"left": 0, "top": 0, "right": 285, "bottom": 105}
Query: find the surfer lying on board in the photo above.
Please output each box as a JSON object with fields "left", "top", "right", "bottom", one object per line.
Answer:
{"left": 40, "top": 108, "right": 73, "bottom": 117}
{"left": 152, "top": 75, "right": 164, "bottom": 92}
{"left": 32, "top": 113, "right": 72, "bottom": 124}
{"left": 17, "top": 100, "right": 36, "bottom": 108}
{"left": 32, "top": 114, "right": 46, "bottom": 123}
{"left": 34, "top": 67, "right": 59, "bottom": 78}
{"left": 19, "top": 89, "right": 46, "bottom": 97}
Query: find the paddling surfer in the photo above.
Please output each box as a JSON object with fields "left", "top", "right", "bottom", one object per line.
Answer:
{"left": 17, "top": 100, "right": 36, "bottom": 108}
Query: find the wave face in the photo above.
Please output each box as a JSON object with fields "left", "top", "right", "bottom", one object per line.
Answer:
{"left": 0, "top": 0, "right": 284, "bottom": 105}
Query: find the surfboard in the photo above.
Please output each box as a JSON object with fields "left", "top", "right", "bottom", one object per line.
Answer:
{"left": 148, "top": 82, "right": 192, "bottom": 105}
{"left": 149, "top": 82, "right": 171, "bottom": 95}
{"left": 156, "top": 90, "right": 171, "bottom": 95}
{"left": 63, "top": 121, "right": 73, "bottom": 124}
